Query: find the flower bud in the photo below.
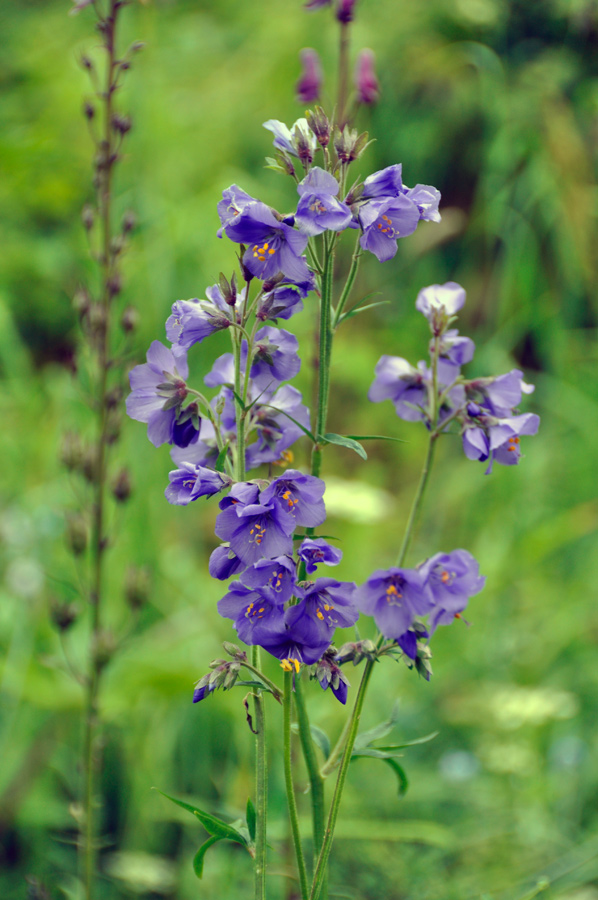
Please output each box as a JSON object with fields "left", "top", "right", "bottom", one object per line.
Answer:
{"left": 121, "top": 306, "right": 138, "bottom": 333}
{"left": 111, "top": 113, "right": 131, "bottom": 135}
{"left": 82, "top": 447, "right": 98, "bottom": 484}
{"left": 122, "top": 210, "right": 136, "bottom": 234}
{"left": 334, "top": 125, "right": 370, "bottom": 164}
{"left": 72, "top": 288, "right": 91, "bottom": 318}
{"left": 219, "top": 272, "right": 237, "bottom": 306}
{"left": 60, "top": 431, "right": 85, "bottom": 471}
{"left": 93, "top": 629, "right": 117, "bottom": 670}
{"left": 66, "top": 512, "right": 87, "bottom": 556}
{"left": 80, "top": 54, "right": 93, "bottom": 70}
{"left": 124, "top": 565, "right": 150, "bottom": 609}
{"left": 50, "top": 598, "right": 79, "bottom": 631}
{"left": 336, "top": 0, "right": 356, "bottom": 22}
{"left": 355, "top": 49, "right": 379, "bottom": 105}
{"left": 83, "top": 101, "right": 95, "bottom": 121}
{"left": 305, "top": 106, "right": 331, "bottom": 148}
{"left": 293, "top": 124, "right": 315, "bottom": 165}
{"left": 111, "top": 467, "right": 132, "bottom": 503}
{"left": 296, "top": 49, "right": 322, "bottom": 104}
{"left": 81, "top": 204, "right": 95, "bottom": 231}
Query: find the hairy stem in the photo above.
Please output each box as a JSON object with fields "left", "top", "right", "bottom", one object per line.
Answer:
{"left": 283, "top": 672, "right": 310, "bottom": 900}
{"left": 253, "top": 646, "right": 268, "bottom": 900}
{"left": 293, "top": 677, "right": 326, "bottom": 868}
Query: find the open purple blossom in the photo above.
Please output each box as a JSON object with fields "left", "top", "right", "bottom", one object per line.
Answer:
{"left": 165, "top": 464, "right": 229, "bottom": 506}
{"left": 461, "top": 405, "right": 540, "bottom": 474}
{"left": 299, "top": 578, "right": 359, "bottom": 635}
{"left": 215, "top": 483, "right": 296, "bottom": 566}
{"left": 369, "top": 356, "right": 430, "bottom": 422}
{"left": 295, "top": 167, "right": 352, "bottom": 236}
{"left": 296, "top": 48, "right": 322, "bottom": 103}
{"left": 218, "top": 582, "right": 287, "bottom": 647}
{"left": 362, "top": 164, "right": 404, "bottom": 200}
{"left": 217, "top": 185, "right": 258, "bottom": 238}
{"left": 359, "top": 195, "right": 420, "bottom": 262}
{"left": 355, "top": 49, "right": 379, "bottom": 105}
{"left": 263, "top": 118, "right": 317, "bottom": 158}
{"left": 223, "top": 201, "right": 310, "bottom": 283}
{"left": 465, "top": 369, "right": 535, "bottom": 418}
{"left": 261, "top": 470, "right": 326, "bottom": 528}
{"left": 209, "top": 544, "right": 247, "bottom": 581}
{"left": 126, "top": 341, "right": 200, "bottom": 448}
{"left": 240, "top": 555, "right": 297, "bottom": 604}
{"left": 355, "top": 567, "right": 434, "bottom": 639}
{"left": 298, "top": 538, "right": 342, "bottom": 575}
{"left": 416, "top": 282, "right": 466, "bottom": 322}
{"left": 250, "top": 326, "right": 301, "bottom": 390}
{"left": 166, "top": 285, "right": 231, "bottom": 351}
{"left": 245, "top": 384, "right": 311, "bottom": 470}
{"left": 257, "top": 284, "right": 305, "bottom": 322}
{"left": 404, "top": 184, "right": 441, "bottom": 222}
{"left": 419, "top": 549, "right": 485, "bottom": 632}
{"left": 261, "top": 604, "right": 332, "bottom": 667}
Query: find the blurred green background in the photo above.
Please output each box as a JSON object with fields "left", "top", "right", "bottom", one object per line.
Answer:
{"left": 1, "top": 0, "right": 598, "bottom": 898}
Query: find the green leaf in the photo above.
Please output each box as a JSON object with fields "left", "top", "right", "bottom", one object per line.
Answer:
{"left": 384, "top": 759, "right": 409, "bottom": 797}
{"left": 261, "top": 405, "right": 316, "bottom": 442}
{"left": 231, "top": 389, "right": 246, "bottom": 411}
{"left": 339, "top": 300, "right": 390, "bottom": 323}
{"left": 345, "top": 434, "right": 406, "bottom": 444}
{"left": 246, "top": 798, "right": 256, "bottom": 843}
{"left": 353, "top": 702, "right": 400, "bottom": 750}
{"left": 214, "top": 442, "right": 230, "bottom": 473}
{"left": 322, "top": 433, "right": 367, "bottom": 460}
{"left": 154, "top": 790, "right": 247, "bottom": 845}
{"left": 351, "top": 748, "right": 404, "bottom": 760}
{"left": 310, "top": 725, "right": 331, "bottom": 759}
{"left": 374, "top": 731, "right": 439, "bottom": 750}
{"left": 193, "top": 836, "right": 222, "bottom": 879}
{"left": 293, "top": 533, "right": 341, "bottom": 542}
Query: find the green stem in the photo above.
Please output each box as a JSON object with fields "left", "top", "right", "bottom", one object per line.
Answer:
{"left": 283, "top": 672, "right": 310, "bottom": 900}
{"left": 337, "top": 21, "right": 350, "bottom": 128}
{"left": 252, "top": 644, "right": 267, "bottom": 900}
{"left": 396, "top": 434, "right": 437, "bottom": 567}
{"left": 311, "top": 236, "right": 335, "bottom": 479}
{"left": 319, "top": 715, "right": 351, "bottom": 778}
{"left": 293, "top": 678, "right": 326, "bottom": 864}
{"left": 240, "top": 662, "right": 283, "bottom": 702}
{"left": 308, "top": 661, "right": 375, "bottom": 900}
{"left": 332, "top": 239, "right": 361, "bottom": 329}
{"left": 233, "top": 333, "right": 246, "bottom": 483}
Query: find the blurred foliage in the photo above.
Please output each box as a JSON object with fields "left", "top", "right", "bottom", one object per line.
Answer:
{"left": 1, "top": 0, "right": 598, "bottom": 898}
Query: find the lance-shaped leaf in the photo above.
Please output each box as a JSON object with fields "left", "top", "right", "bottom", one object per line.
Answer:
{"left": 246, "top": 798, "right": 257, "bottom": 843}
{"left": 384, "top": 759, "right": 409, "bottom": 797}
{"left": 322, "top": 433, "right": 367, "bottom": 460}
{"left": 155, "top": 790, "right": 248, "bottom": 846}
{"left": 193, "top": 836, "right": 222, "bottom": 879}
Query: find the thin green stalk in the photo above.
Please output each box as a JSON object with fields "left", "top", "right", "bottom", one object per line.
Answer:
{"left": 308, "top": 660, "right": 375, "bottom": 900}
{"left": 332, "top": 239, "right": 361, "bottom": 328}
{"left": 319, "top": 714, "right": 351, "bottom": 778}
{"left": 311, "top": 236, "right": 335, "bottom": 479}
{"left": 283, "top": 672, "right": 310, "bottom": 900}
{"left": 396, "top": 435, "right": 437, "bottom": 567}
{"left": 337, "top": 21, "right": 350, "bottom": 128}
{"left": 252, "top": 645, "right": 267, "bottom": 900}
{"left": 293, "top": 677, "right": 326, "bottom": 863}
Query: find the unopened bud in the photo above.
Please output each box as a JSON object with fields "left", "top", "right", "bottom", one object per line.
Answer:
{"left": 81, "top": 447, "right": 98, "bottom": 483}
{"left": 294, "top": 124, "right": 314, "bottom": 164}
{"left": 336, "top": 0, "right": 357, "bottom": 22}
{"left": 66, "top": 512, "right": 87, "bottom": 556}
{"left": 50, "top": 597, "right": 78, "bottom": 632}
{"left": 121, "top": 306, "right": 138, "bottom": 333}
{"left": 334, "top": 125, "right": 370, "bottom": 163}
{"left": 93, "top": 629, "right": 117, "bottom": 670}
{"left": 355, "top": 49, "right": 379, "bottom": 105}
{"left": 122, "top": 210, "right": 136, "bottom": 233}
{"left": 105, "top": 409, "right": 121, "bottom": 445}
{"left": 111, "top": 467, "right": 131, "bottom": 502}
{"left": 305, "top": 106, "right": 330, "bottom": 148}
{"left": 73, "top": 288, "right": 91, "bottom": 318}
{"left": 81, "top": 205, "right": 95, "bottom": 230}
{"left": 60, "top": 431, "right": 85, "bottom": 471}
{"left": 86, "top": 303, "right": 107, "bottom": 338}
{"left": 124, "top": 565, "right": 150, "bottom": 609}
{"left": 296, "top": 48, "right": 322, "bottom": 104}
{"left": 83, "top": 101, "right": 95, "bottom": 121}
{"left": 129, "top": 41, "right": 145, "bottom": 53}
{"left": 80, "top": 54, "right": 93, "bottom": 70}
{"left": 107, "top": 272, "right": 122, "bottom": 297}
{"left": 111, "top": 113, "right": 132, "bottom": 135}
{"left": 219, "top": 272, "right": 237, "bottom": 306}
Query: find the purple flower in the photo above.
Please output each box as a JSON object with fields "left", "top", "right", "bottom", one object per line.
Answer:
{"left": 165, "top": 464, "right": 228, "bottom": 506}
{"left": 369, "top": 356, "right": 430, "bottom": 422}
{"left": 296, "top": 48, "right": 322, "bottom": 104}
{"left": 465, "top": 369, "right": 535, "bottom": 418}
{"left": 193, "top": 682, "right": 216, "bottom": 703}
{"left": 260, "top": 470, "right": 326, "bottom": 528}
{"left": 223, "top": 202, "right": 310, "bottom": 283}
{"left": 419, "top": 549, "right": 485, "bottom": 632}
{"left": 396, "top": 626, "right": 429, "bottom": 661}
{"left": 240, "top": 555, "right": 297, "bottom": 604}
{"left": 416, "top": 282, "right": 466, "bottom": 321}
{"left": 209, "top": 544, "right": 247, "bottom": 581}
{"left": 170, "top": 417, "right": 219, "bottom": 469}
{"left": 354, "top": 567, "right": 434, "bottom": 639}
{"left": 298, "top": 538, "right": 342, "bottom": 575}
{"left": 359, "top": 195, "right": 420, "bottom": 262}
{"left": 166, "top": 285, "right": 231, "bottom": 351}
{"left": 262, "top": 118, "right": 317, "bottom": 158}
{"left": 215, "top": 482, "right": 296, "bottom": 566}
{"left": 257, "top": 285, "right": 305, "bottom": 322}
{"left": 218, "top": 582, "right": 287, "bottom": 647}
{"left": 461, "top": 406, "right": 540, "bottom": 474}
{"left": 217, "top": 185, "right": 258, "bottom": 238}
{"left": 262, "top": 604, "right": 331, "bottom": 666}
{"left": 404, "top": 184, "right": 441, "bottom": 223}
{"left": 355, "top": 49, "right": 379, "bottom": 105}
{"left": 295, "top": 167, "right": 352, "bottom": 236}
{"left": 336, "top": 0, "right": 357, "bottom": 22}
{"left": 362, "top": 164, "right": 404, "bottom": 200}
{"left": 245, "top": 385, "right": 311, "bottom": 469}
{"left": 316, "top": 654, "right": 349, "bottom": 704}
{"left": 434, "top": 329, "right": 475, "bottom": 385}
{"left": 250, "top": 326, "right": 301, "bottom": 390}
{"left": 126, "top": 341, "right": 200, "bottom": 448}
{"left": 300, "top": 578, "right": 359, "bottom": 634}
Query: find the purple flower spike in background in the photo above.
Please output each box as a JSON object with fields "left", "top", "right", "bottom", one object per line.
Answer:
{"left": 224, "top": 201, "right": 311, "bottom": 283}
{"left": 359, "top": 195, "right": 420, "bottom": 262}
{"left": 298, "top": 537, "right": 342, "bottom": 574}
{"left": 355, "top": 49, "right": 379, "bottom": 105}
{"left": 355, "top": 567, "right": 433, "bottom": 639}
{"left": 296, "top": 49, "right": 322, "bottom": 103}
{"left": 126, "top": 341, "right": 200, "bottom": 448}
{"left": 336, "top": 0, "right": 357, "bottom": 22}
{"left": 295, "top": 167, "right": 352, "bottom": 236}
{"left": 261, "top": 470, "right": 326, "bottom": 527}
{"left": 419, "top": 549, "right": 485, "bottom": 631}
